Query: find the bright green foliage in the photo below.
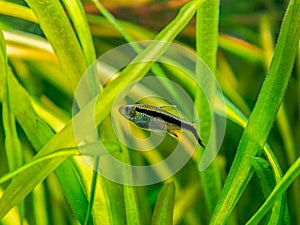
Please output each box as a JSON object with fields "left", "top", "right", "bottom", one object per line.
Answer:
{"left": 0, "top": 0, "right": 299, "bottom": 225}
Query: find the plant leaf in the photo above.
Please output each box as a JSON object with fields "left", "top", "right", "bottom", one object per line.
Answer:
{"left": 0, "top": 71, "right": 93, "bottom": 224}
{"left": 0, "top": 28, "right": 23, "bottom": 172}
{"left": 210, "top": 0, "right": 300, "bottom": 223}
{"left": 251, "top": 157, "right": 285, "bottom": 225}
{"left": 123, "top": 147, "right": 142, "bottom": 225}
{"left": 151, "top": 182, "right": 175, "bottom": 225}
{"left": 25, "top": 0, "right": 87, "bottom": 91}
{"left": 63, "top": 0, "right": 96, "bottom": 65}
{"left": 0, "top": 0, "right": 206, "bottom": 219}
{"left": 246, "top": 157, "right": 300, "bottom": 224}
{"left": 195, "top": 0, "right": 222, "bottom": 215}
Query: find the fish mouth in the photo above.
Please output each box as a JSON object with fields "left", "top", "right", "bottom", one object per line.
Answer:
{"left": 118, "top": 105, "right": 124, "bottom": 113}
{"left": 118, "top": 105, "right": 125, "bottom": 117}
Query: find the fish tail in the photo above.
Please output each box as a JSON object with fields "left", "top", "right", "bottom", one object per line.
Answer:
{"left": 190, "top": 128, "right": 205, "bottom": 148}
{"left": 196, "top": 136, "right": 205, "bottom": 148}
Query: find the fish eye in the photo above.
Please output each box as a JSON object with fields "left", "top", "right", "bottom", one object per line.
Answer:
{"left": 124, "top": 106, "right": 130, "bottom": 114}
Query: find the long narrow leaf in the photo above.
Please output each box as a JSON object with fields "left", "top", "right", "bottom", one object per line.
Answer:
{"left": 210, "top": 0, "right": 300, "bottom": 223}
{"left": 0, "top": 71, "right": 92, "bottom": 224}
{"left": 216, "top": 97, "right": 289, "bottom": 224}
{"left": 0, "top": 1, "right": 37, "bottom": 23}
{"left": 195, "top": 0, "right": 222, "bottom": 215}
{"left": 0, "top": 0, "right": 205, "bottom": 219}
{"left": 246, "top": 157, "right": 300, "bottom": 224}
{"left": 94, "top": 0, "right": 206, "bottom": 125}
{"left": 123, "top": 147, "right": 142, "bottom": 225}
{"left": 250, "top": 157, "right": 284, "bottom": 224}
{"left": 151, "top": 182, "right": 175, "bottom": 225}
{"left": 25, "top": 0, "right": 87, "bottom": 91}
{"left": 63, "top": 0, "right": 96, "bottom": 65}
{"left": 1, "top": 31, "right": 23, "bottom": 172}
{"left": 0, "top": 26, "right": 24, "bottom": 225}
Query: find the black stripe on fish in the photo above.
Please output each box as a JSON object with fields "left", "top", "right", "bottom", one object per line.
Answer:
{"left": 134, "top": 105, "right": 205, "bottom": 148}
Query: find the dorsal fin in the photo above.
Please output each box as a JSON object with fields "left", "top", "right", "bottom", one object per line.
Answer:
{"left": 159, "top": 105, "right": 181, "bottom": 116}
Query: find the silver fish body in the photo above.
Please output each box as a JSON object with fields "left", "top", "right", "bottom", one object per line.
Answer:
{"left": 119, "top": 104, "right": 205, "bottom": 148}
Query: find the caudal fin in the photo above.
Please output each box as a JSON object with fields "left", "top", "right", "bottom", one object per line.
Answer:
{"left": 197, "top": 137, "right": 205, "bottom": 148}
{"left": 190, "top": 128, "right": 205, "bottom": 148}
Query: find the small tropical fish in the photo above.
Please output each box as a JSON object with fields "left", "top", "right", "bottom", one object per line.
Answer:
{"left": 118, "top": 104, "right": 205, "bottom": 148}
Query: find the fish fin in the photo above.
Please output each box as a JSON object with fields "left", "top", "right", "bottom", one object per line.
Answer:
{"left": 169, "top": 128, "right": 205, "bottom": 148}
{"left": 159, "top": 105, "right": 177, "bottom": 110}
{"left": 197, "top": 137, "right": 205, "bottom": 148}
{"left": 152, "top": 129, "right": 167, "bottom": 136}
{"left": 160, "top": 105, "right": 181, "bottom": 116}
{"left": 190, "top": 129, "right": 205, "bottom": 148}
{"left": 191, "top": 119, "right": 203, "bottom": 127}
{"left": 168, "top": 129, "right": 182, "bottom": 139}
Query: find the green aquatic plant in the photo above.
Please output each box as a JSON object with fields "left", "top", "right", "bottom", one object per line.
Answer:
{"left": 0, "top": 0, "right": 299, "bottom": 224}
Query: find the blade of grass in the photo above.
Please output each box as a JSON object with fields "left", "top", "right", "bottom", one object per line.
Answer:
{"left": 63, "top": 0, "right": 96, "bottom": 65}
{"left": 0, "top": 1, "right": 38, "bottom": 23}
{"left": 91, "top": 117, "right": 125, "bottom": 225}
{"left": 259, "top": 15, "right": 274, "bottom": 68}
{"left": 297, "top": 40, "right": 300, "bottom": 223}
{"left": 123, "top": 147, "right": 143, "bottom": 225}
{"left": 55, "top": 159, "right": 93, "bottom": 225}
{"left": 0, "top": 30, "right": 23, "bottom": 172}
{"left": 195, "top": 0, "right": 222, "bottom": 215}
{"left": 99, "top": 174, "right": 127, "bottom": 225}
{"left": 31, "top": 183, "right": 48, "bottom": 225}
{"left": 277, "top": 102, "right": 299, "bottom": 224}
{"left": 92, "top": 0, "right": 186, "bottom": 105}
{"left": 3, "top": 30, "right": 53, "bottom": 53}
{"left": 217, "top": 37, "right": 288, "bottom": 223}
{"left": 0, "top": 142, "right": 119, "bottom": 185}
{"left": 83, "top": 159, "right": 99, "bottom": 225}
{"left": 2, "top": 2, "right": 97, "bottom": 222}
{"left": 87, "top": 14, "right": 155, "bottom": 40}
{"left": 210, "top": 0, "right": 300, "bottom": 222}
{"left": 4, "top": 69, "right": 49, "bottom": 150}
{"left": 217, "top": 53, "right": 251, "bottom": 115}
{"left": 260, "top": 18, "right": 298, "bottom": 218}
{"left": 218, "top": 34, "right": 264, "bottom": 64}
{"left": 216, "top": 97, "right": 289, "bottom": 224}
{"left": 93, "top": 0, "right": 206, "bottom": 128}
{"left": 0, "top": 188, "right": 25, "bottom": 225}
{"left": 151, "top": 182, "right": 175, "bottom": 225}
{"left": 61, "top": 2, "right": 99, "bottom": 223}
{"left": 173, "top": 181, "right": 201, "bottom": 225}
{"left": 25, "top": 0, "right": 87, "bottom": 91}
{"left": 196, "top": 0, "right": 219, "bottom": 71}
{"left": 74, "top": 159, "right": 114, "bottom": 225}
{"left": 0, "top": 69, "right": 93, "bottom": 224}
{"left": 0, "top": 26, "right": 24, "bottom": 225}
{"left": 115, "top": 123, "right": 142, "bottom": 225}
{"left": 250, "top": 157, "right": 285, "bottom": 224}
{"left": 246, "top": 157, "right": 300, "bottom": 224}
{"left": 2, "top": 74, "right": 25, "bottom": 225}
{"left": 142, "top": 42, "right": 287, "bottom": 225}
{"left": 0, "top": 0, "right": 205, "bottom": 219}
{"left": 92, "top": 0, "right": 136, "bottom": 45}
{"left": 3, "top": 30, "right": 67, "bottom": 95}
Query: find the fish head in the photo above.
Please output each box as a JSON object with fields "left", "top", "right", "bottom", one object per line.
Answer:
{"left": 118, "top": 105, "right": 136, "bottom": 120}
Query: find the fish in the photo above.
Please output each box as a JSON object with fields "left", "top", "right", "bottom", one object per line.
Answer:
{"left": 118, "top": 104, "right": 205, "bottom": 148}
